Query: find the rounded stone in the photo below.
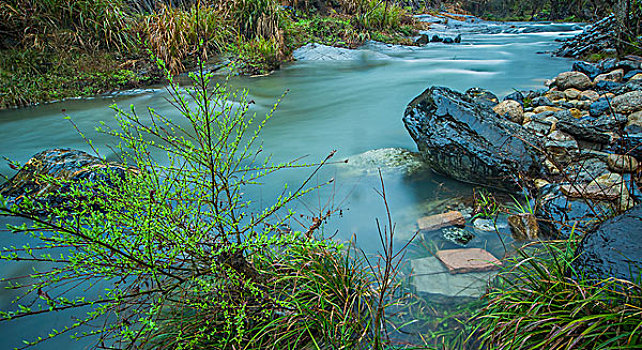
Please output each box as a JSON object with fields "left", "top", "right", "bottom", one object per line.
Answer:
{"left": 569, "top": 108, "right": 582, "bottom": 119}
{"left": 564, "top": 88, "right": 581, "bottom": 100}
{"left": 607, "top": 154, "right": 639, "bottom": 173}
{"left": 579, "top": 90, "right": 600, "bottom": 102}
{"left": 493, "top": 100, "right": 524, "bottom": 124}
{"left": 545, "top": 90, "right": 567, "bottom": 102}
{"left": 534, "top": 106, "right": 563, "bottom": 114}
{"left": 554, "top": 71, "right": 593, "bottom": 90}
{"left": 593, "top": 68, "right": 624, "bottom": 84}
{"left": 612, "top": 91, "right": 642, "bottom": 114}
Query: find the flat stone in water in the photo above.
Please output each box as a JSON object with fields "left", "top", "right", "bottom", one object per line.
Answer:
{"left": 411, "top": 255, "right": 498, "bottom": 297}
{"left": 436, "top": 248, "right": 502, "bottom": 274}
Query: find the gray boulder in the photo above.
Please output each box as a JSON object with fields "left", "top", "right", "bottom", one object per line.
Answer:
{"left": 403, "top": 86, "right": 541, "bottom": 191}
{"left": 0, "top": 149, "right": 137, "bottom": 206}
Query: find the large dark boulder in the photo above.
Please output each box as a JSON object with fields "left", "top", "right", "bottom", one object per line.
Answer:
{"left": 403, "top": 86, "right": 542, "bottom": 191}
{"left": 573, "top": 204, "right": 642, "bottom": 282}
{"left": 0, "top": 149, "right": 137, "bottom": 205}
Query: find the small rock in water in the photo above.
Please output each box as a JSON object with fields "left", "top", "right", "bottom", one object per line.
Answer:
{"left": 436, "top": 248, "right": 502, "bottom": 274}
{"left": 415, "top": 34, "right": 429, "bottom": 45}
{"left": 472, "top": 218, "right": 495, "bottom": 231}
{"left": 441, "top": 227, "right": 475, "bottom": 245}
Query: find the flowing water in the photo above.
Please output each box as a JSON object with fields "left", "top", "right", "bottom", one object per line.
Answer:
{"left": 0, "top": 17, "right": 582, "bottom": 348}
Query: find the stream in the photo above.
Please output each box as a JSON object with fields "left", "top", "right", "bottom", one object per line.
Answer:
{"left": 0, "top": 16, "right": 582, "bottom": 349}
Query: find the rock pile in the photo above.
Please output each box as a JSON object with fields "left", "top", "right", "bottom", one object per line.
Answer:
{"left": 404, "top": 58, "right": 642, "bottom": 240}
{"left": 554, "top": 14, "right": 618, "bottom": 58}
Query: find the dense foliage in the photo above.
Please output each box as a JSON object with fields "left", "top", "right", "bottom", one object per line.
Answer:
{"left": 0, "top": 0, "right": 416, "bottom": 108}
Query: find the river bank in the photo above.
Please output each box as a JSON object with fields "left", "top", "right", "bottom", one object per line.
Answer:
{"left": 0, "top": 0, "right": 427, "bottom": 110}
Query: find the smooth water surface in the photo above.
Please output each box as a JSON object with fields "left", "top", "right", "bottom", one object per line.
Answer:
{"left": 0, "top": 18, "right": 581, "bottom": 348}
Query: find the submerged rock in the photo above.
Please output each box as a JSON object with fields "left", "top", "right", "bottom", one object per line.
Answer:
{"left": 339, "top": 148, "right": 430, "bottom": 177}
{"left": 292, "top": 43, "right": 389, "bottom": 61}
{"left": 411, "top": 255, "right": 497, "bottom": 297}
{"left": 441, "top": 227, "right": 475, "bottom": 246}
{"left": 573, "top": 204, "right": 642, "bottom": 281}
{"left": 403, "top": 86, "right": 541, "bottom": 191}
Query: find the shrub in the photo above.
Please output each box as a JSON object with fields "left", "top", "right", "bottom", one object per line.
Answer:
{"left": 354, "top": 0, "right": 405, "bottom": 30}
{"left": 0, "top": 0, "right": 132, "bottom": 52}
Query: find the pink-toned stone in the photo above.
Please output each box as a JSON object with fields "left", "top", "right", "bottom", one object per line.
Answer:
{"left": 436, "top": 248, "right": 502, "bottom": 274}
{"left": 417, "top": 211, "right": 465, "bottom": 231}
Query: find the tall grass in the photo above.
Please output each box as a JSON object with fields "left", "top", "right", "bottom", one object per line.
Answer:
{"left": 474, "top": 239, "right": 642, "bottom": 349}
{"left": 134, "top": 3, "right": 234, "bottom": 74}
{"left": 354, "top": 0, "right": 405, "bottom": 30}
{"left": 0, "top": 0, "right": 133, "bottom": 52}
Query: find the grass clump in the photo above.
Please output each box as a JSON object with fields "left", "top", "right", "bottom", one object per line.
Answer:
{"left": 474, "top": 239, "right": 642, "bottom": 349}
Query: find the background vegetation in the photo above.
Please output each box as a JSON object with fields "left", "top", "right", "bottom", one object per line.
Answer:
{"left": 0, "top": 0, "right": 417, "bottom": 109}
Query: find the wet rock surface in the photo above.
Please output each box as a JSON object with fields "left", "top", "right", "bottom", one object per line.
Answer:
{"left": 0, "top": 149, "right": 137, "bottom": 207}
{"left": 403, "top": 86, "right": 541, "bottom": 191}
{"left": 573, "top": 204, "right": 642, "bottom": 281}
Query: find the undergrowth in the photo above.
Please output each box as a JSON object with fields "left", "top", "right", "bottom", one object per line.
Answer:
{"left": 474, "top": 238, "right": 642, "bottom": 349}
